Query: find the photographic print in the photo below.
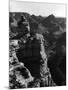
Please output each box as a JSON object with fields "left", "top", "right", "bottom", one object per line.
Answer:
{"left": 9, "top": 0, "right": 66, "bottom": 89}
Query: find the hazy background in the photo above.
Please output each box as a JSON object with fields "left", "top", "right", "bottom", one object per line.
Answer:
{"left": 10, "top": 0, "right": 66, "bottom": 17}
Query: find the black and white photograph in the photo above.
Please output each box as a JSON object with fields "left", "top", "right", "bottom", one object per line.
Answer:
{"left": 9, "top": 0, "right": 66, "bottom": 89}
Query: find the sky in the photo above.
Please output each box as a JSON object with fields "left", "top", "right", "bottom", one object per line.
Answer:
{"left": 10, "top": 0, "right": 66, "bottom": 17}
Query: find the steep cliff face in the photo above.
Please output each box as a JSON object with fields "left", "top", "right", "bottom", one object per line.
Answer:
{"left": 9, "top": 34, "right": 55, "bottom": 89}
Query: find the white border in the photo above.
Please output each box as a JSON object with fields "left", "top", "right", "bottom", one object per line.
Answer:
{"left": 0, "top": 0, "right": 68, "bottom": 90}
